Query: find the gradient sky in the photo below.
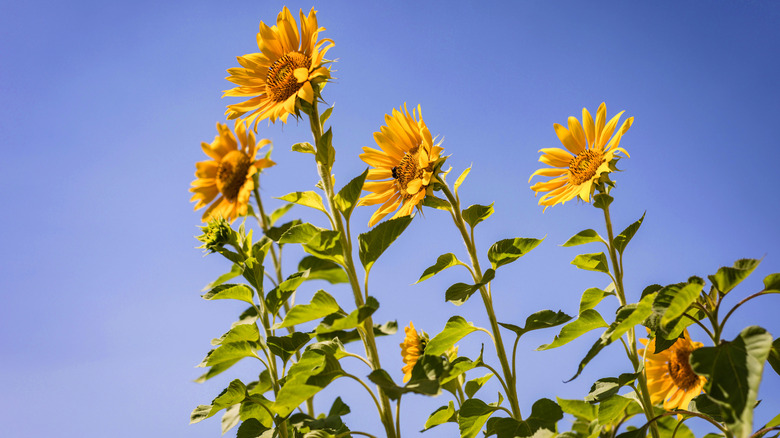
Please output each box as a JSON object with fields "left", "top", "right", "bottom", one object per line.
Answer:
{"left": 2, "top": 1, "right": 779, "bottom": 437}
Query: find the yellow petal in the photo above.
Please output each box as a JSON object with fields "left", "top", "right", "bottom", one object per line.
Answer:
{"left": 553, "top": 123, "right": 584, "bottom": 155}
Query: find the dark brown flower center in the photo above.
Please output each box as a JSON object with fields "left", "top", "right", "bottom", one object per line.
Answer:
{"left": 668, "top": 344, "right": 699, "bottom": 390}
{"left": 391, "top": 146, "right": 424, "bottom": 196}
{"left": 216, "top": 150, "right": 252, "bottom": 202}
{"left": 568, "top": 149, "right": 604, "bottom": 185}
{"left": 266, "top": 52, "right": 312, "bottom": 102}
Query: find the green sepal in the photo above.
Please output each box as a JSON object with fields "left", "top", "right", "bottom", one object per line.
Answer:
{"left": 315, "top": 127, "right": 335, "bottom": 168}
{"left": 498, "top": 310, "right": 572, "bottom": 339}
{"left": 613, "top": 212, "right": 645, "bottom": 255}
{"left": 462, "top": 203, "right": 494, "bottom": 229}
{"left": 298, "top": 256, "right": 348, "bottom": 284}
{"left": 201, "top": 283, "right": 254, "bottom": 305}
{"left": 488, "top": 237, "right": 545, "bottom": 269}
{"left": 417, "top": 253, "right": 464, "bottom": 284}
{"left": 267, "top": 332, "right": 312, "bottom": 364}
{"left": 562, "top": 229, "right": 606, "bottom": 247}
{"left": 708, "top": 258, "right": 761, "bottom": 296}
{"left": 421, "top": 401, "right": 457, "bottom": 432}
{"left": 358, "top": 215, "right": 413, "bottom": 272}
{"left": 277, "top": 191, "right": 328, "bottom": 214}
{"left": 426, "top": 316, "right": 484, "bottom": 356}
{"left": 537, "top": 309, "right": 608, "bottom": 350}
{"left": 333, "top": 169, "right": 368, "bottom": 220}
{"left": 445, "top": 269, "right": 495, "bottom": 305}
{"left": 273, "top": 289, "right": 341, "bottom": 330}
{"left": 265, "top": 270, "right": 309, "bottom": 317}
{"left": 571, "top": 252, "right": 610, "bottom": 273}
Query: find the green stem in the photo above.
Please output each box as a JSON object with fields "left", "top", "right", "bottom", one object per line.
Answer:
{"left": 306, "top": 100, "right": 397, "bottom": 438}
{"left": 438, "top": 177, "right": 522, "bottom": 420}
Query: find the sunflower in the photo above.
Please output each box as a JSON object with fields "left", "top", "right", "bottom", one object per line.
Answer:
{"left": 358, "top": 104, "right": 444, "bottom": 227}
{"left": 529, "top": 103, "right": 633, "bottom": 210}
{"left": 190, "top": 121, "right": 275, "bottom": 222}
{"left": 639, "top": 331, "right": 707, "bottom": 411}
{"left": 223, "top": 7, "right": 334, "bottom": 127}
{"left": 400, "top": 321, "right": 428, "bottom": 383}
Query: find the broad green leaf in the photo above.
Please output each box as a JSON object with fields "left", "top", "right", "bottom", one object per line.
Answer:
{"left": 690, "top": 326, "right": 773, "bottom": 438}
{"left": 657, "top": 415, "right": 694, "bottom": 438}
{"left": 422, "top": 401, "right": 457, "bottom": 431}
{"left": 613, "top": 212, "right": 645, "bottom": 255}
{"left": 658, "top": 281, "right": 703, "bottom": 327}
{"left": 485, "top": 398, "right": 562, "bottom": 438}
{"left": 190, "top": 379, "right": 247, "bottom": 424}
{"left": 320, "top": 105, "right": 334, "bottom": 125}
{"left": 292, "top": 142, "right": 315, "bottom": 154}
{"left": 315, "top": 127, "right": 335, "bottom": 168}
{"left": 464, "top": 373, "right": 493, "bottom": 398}
{"left": 212, "top": 323, "right": 260, "bottom": 346}
{"left": 768, "top": 338, "right": 780, "bottom": 376}
{"left": 202, "top": 264, "right": 242, "bottom": 291}
{"left": 272, "top": 346, "right": 344, "bottom": 417}
{"left": 265, "top": 219, "right": 302, "bottom": 242}
{"left": 562, "top": 229, "right": 606, "bottom": 247}
{"left": 417, "top": 253, "right": 464, "bottom": 284}
{"left": 267, "top": 332, "right": 312, "bottom": 363}
{"left": 584, "top": 372, "right": 639, "bottom": 403}
{"left": 367, "top": 363, "right": 441, "bottom": 401}
{"left": 426, "top": 316, "right": 484, "bottom": 356}
{"left": 194, "top": 358, "right": 241, "bottom": 383}
{"left": 537, "top": 309, "right": 608, "bottom": 350}
{"left": 315, "top": 296, "right": 379, "bottom": 334}
{"left": 557, "top": 398, "right": 596, "bottom": 421}
{"left": 358, "top": 216, "right": 413, "bottom": 272}
{"left": 277, "top": 191, "right": 327, "bottom": 214}
{"left": 198, "top": 341, "right": 259, "bottom": 368}
{"left": 265, "top": 271, "right": 309, "bottom": 317}
{"left": 597, "top": 395, "right": 633, "bottom": 425}
{"left": 298, "top": 256, "right": 348, "bottom": 284}
{"left": 579, "top": 287, "right": 613, "bottom": 313}
{"left": 708, "top": 258, "right": 761, "bottom": 295}
{"left": 488, "top": 237, "right": 545, "bottom": 269}
{"left": 202, "top": 284, "right": 254, "bottom": 305}
{"left": 454, "top": 166, "right": 471, "bottom": 196}
{"left": 593, "top": 193, "right": 613, "bottom": 209}
{"left": 764, "top": 273, "right": 780, "bottom": 292}
{"left": 269, "top": 203, "right": 294, "bottom": 226}
{"left": 498, "top": 310, "right": 572, "bottom": 338}
{"left": 333, "top": 169, "right": 367, "bottom": 219}
{"left": 236, "top": 419, "right": 271, "bottom": 438}
{"left": 441, "top": 349, "right": 484, "bottom": 385}
{"left": 445, "top": 269, "right": 495, "bottom": 305}
{"left": 280, "top": 223, "right": 344, "bottom": 265}
{"left": 688, "top": 394, "right": 725, "bottom": 423}
{"left": 222, "top": 404, "right": 240, "bottom": 434}
{"left": 459, "top": 398, "right": 500, "bottom": 438}
{"left": 278, "top": 222, "right": 323, "bottom": 244}
{"left": 239, "top": 396, "right": 273, "bottom": 427}
{"left": 649, "top": 280, "right": 703, "bottom": 344}
{"left": 462, "top": 203, "right": 494, "bottom": 229}
{"left": 422, "top": 195, "right": 451, "bottom": 210}
{"left": 315, "top": 320, "right": 397, "bottom": 344}
{"left": 571, "top": 253, "right": 610, "bottom": 273}
{"left": 273, "top": 290, "right": 341, "bottom": 329}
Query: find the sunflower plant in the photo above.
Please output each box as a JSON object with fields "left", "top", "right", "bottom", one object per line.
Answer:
{"left": 186, "top": 7, "right": 780, "bottom": 438}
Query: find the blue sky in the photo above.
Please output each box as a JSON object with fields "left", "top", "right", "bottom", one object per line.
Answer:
{"left": 1, "top": 1, "right": 779, "bottom": 437}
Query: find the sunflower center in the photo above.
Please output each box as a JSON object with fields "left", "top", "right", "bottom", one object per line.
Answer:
{"left": 667, "top": 344, "right": 699, "bottom": 391}
{"left": 392, "top": 146, "right": 424, "bottom": 195}
{"left": 216, "top": 150, "right": 252, "bottom": 202}
{"left": 568, "top": 149, "right": 605, "bottom": 185}
{"left": 266, "top": 52, "right": 312, "bottom": 102}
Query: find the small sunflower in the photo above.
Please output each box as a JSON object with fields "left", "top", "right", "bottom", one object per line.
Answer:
{"left": 639, "top": 331, "right": 707, "bottom": 411}
{"left": 400, "top": 321, "right": 428, "bottom": 383}
{"left": 223, "top": 7, "right": 334, "bottom": 127}
{"left": 529, "top": 103, "right": 633, "bottom": 210}
{"left": 358, "top": 104, "right": 444, "bottom": 227}
{"left": 190, "top": 121, "right": 275, "bottom": 222}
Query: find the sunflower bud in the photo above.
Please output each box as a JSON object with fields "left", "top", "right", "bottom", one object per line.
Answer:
{"left": 197, "top": 217, "right": 236, "bottom": 253}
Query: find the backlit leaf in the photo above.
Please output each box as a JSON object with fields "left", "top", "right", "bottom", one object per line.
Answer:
{"left": 462, "top": 203, "right": 494, "bottom": 229}
{"left": 358, "top": 216, "right": 413, "bottom": 272}
{"left": 417, "top": 253, "right": 464, "bottom": 284}
{"left": 426, "top": 316, "right": 484, "bottom": 356}
{"left": 708, "top": 258, "right": 761, "bottom": 296}
{"left": 333, "top": 169, "right": 368, "bottom": 219}
{"left": 613, "top": 212, "right": 645, "bottom": 255}
{"left": 537, "top": 309, "right": 608, "bottom": 350}
{"left": 273, "top": 290, "right": 341, "bottom": 330}
{"left": 562, "top": 229, "right": 606, "bottom": 247}
{"left": 277, "top": 191, "right": 327, "bottom": 214}
{"left": 571, "top": 253, "right": 610, "bottom": 273}
{"left": 202, "top": 284, "right": 254, "bottom": 305}
{"left": 488, "top": 237, "right": 545, "bottom": 269}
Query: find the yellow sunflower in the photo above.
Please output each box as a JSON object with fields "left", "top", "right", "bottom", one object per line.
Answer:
{"left": 358, "top": 104, "right": 444, "bottom": 227}
{"left": 639, "top": 331, "right": 707, "bottom": 411}
{"left": 190, "top": 121, "right": 275, "bottom": 222}
{"left": 529, "top": 103, "right": 633, "bottom": 210}
{"left": 400, "top": 321, "right": 428, "bottom": 383}
{"left": 223, "top": 7, "right": 333, "bottom": 127}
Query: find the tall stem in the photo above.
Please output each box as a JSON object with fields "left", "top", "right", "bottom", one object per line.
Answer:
{"left": 306, "top": 100, "right": 397, "bottom": 438}
{"left": 438, "top": 178, "right": 522, "bottom": 420}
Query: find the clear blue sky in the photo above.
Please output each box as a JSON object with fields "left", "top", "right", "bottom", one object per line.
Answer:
{"left": 1, "top": 1, "right": 779, "bottom": 437}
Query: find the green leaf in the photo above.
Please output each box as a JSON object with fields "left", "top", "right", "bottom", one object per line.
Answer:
{"left": 584, "top": 372, "right": 639, "bottom": 403}
{"left": 562, "top": 229, "right": 606, "bottom": 247}
{"left": 422, "top": 195, "right": 451, "bottom": 210}
{"left": 454, "top": 166, "right": 471, "bottom": 196}
{"left": 658, "top": 281, "right": 704, "bottom": 327}
{"left": 445, "top": 269, "right": 495, "bottom": 305}
{"left": 333, "top": 169, "right": 367, "bottom": 219}
{"left": 298, "top": 256, "right": 348, "bottom": 284}
{"left": 465, "top": 373, "right": 493, "bottom": 398}
{"left": 579, "top": 287, "right": 613, "bottom": 313}
{"left": 277, "top": 191, "right": 328, "bottom": 214}
{"left": 222, "top": 404, "right": 240, "bottom": 434}
{"left": 613, "top": 212, "right": 645, "bottom": 255}
{"left": 768, "top": 338, "right": 780, "bottom": 376}
{"left": 236, "top": 419, "right": 271, "bottom": 438}
{"left": 292, "top": 142, "right": 315, "bottom": 154}
{"left": 194, "top": 358, "right": 241, "bottom": 383}
{"left": 657, "top": 415, "right": 694, "bottom": 438}
{"left": 571, "top": 253, "right": 610, "bottom": 273}
{"left": 265, "top": 271, "right": 309, "bottom": 317}
{"left": 557, "top": 398, "right": 596, "bottom": 421}
{"left": 269, "top": 203, "right": 294, "bottom": 226}
{"left": 462, "top": 203, "right": 494, "bottom": 229}
{"left": 280, "top": 223, "right": 344, "bottom": 265}
{"left": 459, "top": 398, "right": 500, "bottom": 438}
{"left": 198, "top": 341, "right": 259, "bottom": 368}
{"left": 265, "top": 219, "right": 302, "bottom": 242}
{"left": 485, "top": 398, "right": 562, "bottom": 438}
{"left": 488, "top": 237, "right": 545, "bottom": 269}
{"left": 708, "top": 258, "right": 761, "bottom": 295}
{"left": 593, "top": 193, "right": 613, "bottom": 209}
{"left": 267, "top": 332, "right": 312, "bottom": 363}
{"left": 417, "top": 253, "right": 464, "bottom": 283}
{"left": 202, "top": 284, "right": 254, "bottom": 305}
{"left": 202, "top": 264, "right": 243, "bottom": 291}
{"left": 273, "top": 290, "right": 341, "bottom": 329}
{"left": 422, "top": 401, "right": 457, "bottom": 431}
{"left": 367, "top": 363, "right": 442, "bottom": 401}
{"left": 649, "top": 280, "right": 704, "bottom": 343}
{"left": 358, "top": 216, "right": 413, "bottom": 272}
{"left": 537, "top": 309, "right": 608, "bottom": 350}
{"left": 690, "top": 326, "right": 773, "bottom": 438}
{"left": 764, "top": 273, "right": 780, "bottom": 292}
{"left": 211, "top": 323, "right": 261, "bottom": 346}
{"left": 426, "top": 316, "right": 484, "bottom": 356}
{"left": 190, "top": 379, "right": 247, "bottom": 424}
{"left": 498, "top": 310, "right": 573, "bottom": 339}
{"left": 272, "top": 345, "right": 345, "bottom": 417}
{"left": 315, "top": 296, "right": 379, "bottom": 334}
{"left": 239, "top": 396, "right": 273, "bottom": 427}
{"left": 316, "top": 320, "right": 397, "bottom": 344}
{"left": 320, "top": 105, "right": 334, "bottom": 125}
{"left": 315, "top": 127, "right": 335, "bottom": 168}
{"left": 597, "top": 395, "right": 634, "bottom": 425}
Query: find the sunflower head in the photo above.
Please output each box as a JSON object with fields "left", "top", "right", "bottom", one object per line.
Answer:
{"left": 197, "top": 217, "right": 236, "bottom": 253}
{"left": 639, "top": 330, "right": 706, "bottom": 411}
{"left": 358, "top": 104, "right": 445, "bottom": 227}
{"left": 529, "top": 103, "right": 633, "bottom": 210}
{"left": 223, "top": 7, "right": 334, "bottom": 128}
{"left": 190, "top": 121, "right": 275, "bottom": 222}
{"left": 400, "top": 321, "right": 428, "bottom": 383}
